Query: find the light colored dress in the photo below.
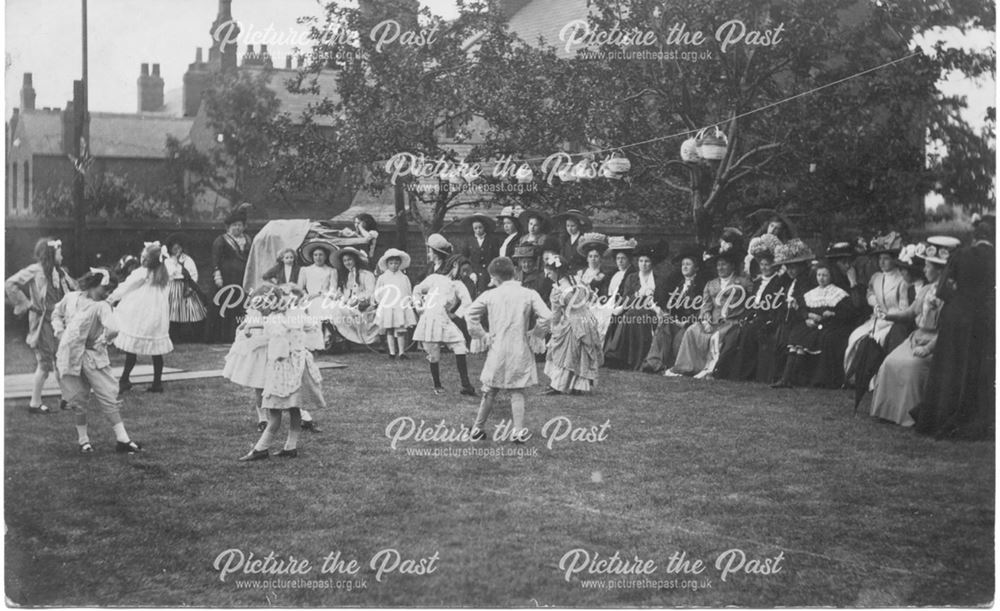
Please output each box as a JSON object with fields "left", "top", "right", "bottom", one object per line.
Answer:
{"left": 465, "top": 280, "right": 552, "bottom": 389}
{"left": 844, "top": 269, "right": 909, "bottom": 375}
{"left": 373, "top": 270, "right": 417, "bottom": 331}
{"left": 576, "top": 266, "right": 612, "bottom": 339}
{"left": 544, "top": 283, "right": 604, "bottom": 392}
{"left": 110, "top": 267, "right": 173, "bottom": 355}
{"left": 164, "top": 254, "right": 206, "bottom": 323}
{"left": 222, "top": 308, "right": 269, "bottom": 389}
{"left": 298, "top": 264, "right": 338, "bottom": 296}
{"left": 412, "top": 274, "right": 471, "bottom": 345}
{"left": 869, "top": 282, "right": 942, "bottom": 426}
{"left": 328, "top": 269, "right": 380, "bottom": 345}
{"left": 261, "top": 309, "right": 327, "bottom": 410}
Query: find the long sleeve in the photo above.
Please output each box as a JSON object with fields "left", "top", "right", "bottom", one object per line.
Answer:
{"left": 699, "top": 281, "right": 714, "bottom": 319}
{"left": 5, "top": 265, "right": 36, "bottom": 315}
{"left": 97, "top": 301, "right": 119, "bottom": 341}
{"left": 452, "top": 280, "right": 473, "bottom": 319}
{"left": 108, "top": 268, "right": 147, "bottom": 305}
{"left": 464, "top": 292, "right": 489, "bottom": 339}
{"left": 51, "top": 293, "right": 70, "bottom": 338}
{"left": 182, "top": 255, "right": 199, "bottom": 282}
{"left": 529, "top": 288, "right": 553, "bottom": 336}
{"left": 866, "top": 273, "right": 878, "bottom": 308}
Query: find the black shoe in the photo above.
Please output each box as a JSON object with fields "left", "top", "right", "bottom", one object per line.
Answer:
{"left": 116, "top": 440, "right": 142, "bottom": 454}
{"left": 256, "top": 421, "right": 268, "bottom": 433}
{"left": 119, "top": 380, "right": 133, "bottom": 392}
{"left": 542, "top": 388, "right": 561, "bottom": 396}
{"left": 238, "top": 448, "right": 269, "bottom": 461}
{"left": 397, "top": 353, "right": 409, "bottom": 360}
{"left": 470, "top": 429, "right": 487, "bottom": 441}
{"left": 301, "top": 421, "right": 320, "bottom": 433}
{"left": 27, "top": 404, "right": 50, "bottom": 414}
{"left": 460, "top": 386, "right": 478, "bottom": 397}
{"left": 147, "top": 384, "right": 164, "bottom": 393}
{"left": 273, "top": 448, "right": 299, "bottom": 458}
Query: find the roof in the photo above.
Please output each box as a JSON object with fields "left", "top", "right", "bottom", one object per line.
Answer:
{"left": 88, "top": 112, "right": 194, "bottom": 158}
{"left": 14, "top": 110, "right": 63, "bottom": 155}
{"left": 506, "top": 0, "right": 590, "bottom": 58}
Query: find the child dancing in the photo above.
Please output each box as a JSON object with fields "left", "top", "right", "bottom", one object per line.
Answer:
{"left": 374, "top": 248, "right": 417, "bottom": 359}
{"left": 6, "top": 237, "right": 78, "bottom": 413}
{"left": 110, "top": 241, "right": 173, "bottom": 393}
{"left": 52, "top": 268, "right": 142, "bottom": 453}
{"left": 239, "top": 286, "right": 327, "bottom": 461}
{"left": 465, "top": 257, "right": 552, "bottom": 442}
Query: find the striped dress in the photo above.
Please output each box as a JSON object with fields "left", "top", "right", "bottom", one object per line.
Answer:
{"left": 165, "top": 255, "right": 207, "bottom": 323}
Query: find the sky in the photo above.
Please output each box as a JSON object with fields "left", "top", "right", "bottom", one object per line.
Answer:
{"left": 3, "top": 0, "right": 994, "bottom": 125}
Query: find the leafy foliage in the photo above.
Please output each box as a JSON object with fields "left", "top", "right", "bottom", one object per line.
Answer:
{"left": 33, "top": 172, "right": 178, "bottom": 221}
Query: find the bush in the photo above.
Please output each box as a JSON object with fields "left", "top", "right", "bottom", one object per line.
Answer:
{"left": 32, "top": 172, "right": 179, "bottom": 221}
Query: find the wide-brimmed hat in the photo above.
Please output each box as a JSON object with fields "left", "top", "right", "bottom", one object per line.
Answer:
{"left": 672, "top": 246, "right": 703, "bottom": 265}
{"left": 426, "top": 233, "right": 454, "bottom": 257}
{"left": 720, "top": 226, "right": 744, "bottom": 248}
{"left": 377, "top": 248, "right": 411, "bottom": 272}
{"left": 336, "top": 246, "right": 369, "bottom": 267}
{"left": 748, "top": 234, "right": 782, "bottom": 260}
{"left": 442, "top": 253, "right": 471, "bottom": 275}
{"left": 895, "top": 243, "right": 924, "bottom": 272}
{"left": 461, "top": 214, "right": 496, "bottom": 235}
{"left": 868, "top": 231, "right": 903, "bottom": 256}
{"left": 703, "top": 245, "right": 742, "bottom": 267}
{"left": 223, "top": 202, "right": 251, "bottom": 226}
{"left": 552, "top": 209, "right": 592, "bottom": 232}
{"left": 607, "top": 236, "right": 638, "bottom": 254}
{"left": 634, "top": 243, "right": 667, "bottom": 264}
{"left": 512, "top": 244, "right": 539, "bottom": 260}
{"left": 299, "top": 239, "right": 338, "bottom": 264}
{"left": 519, "top": 209, "right": 551, "bottom": 233}
{"left": 917, "top": 236, "right": 961, "bottom": 266}
{"left": 496, "top": 205, "right": 523, "bottom": 230}
{"left": 576, "top": 232, "right": 609, "bottom": 256}
{"left": 825, "top": 242, "right": 858, "bottom": 259}
{"left": 774, "top": 238, "right": 815, "bottom": 265}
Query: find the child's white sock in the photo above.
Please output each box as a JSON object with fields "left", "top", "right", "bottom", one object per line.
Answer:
{"left": 112, "top": 422, "right": 130, "bottom": 443}
{"left": 386, "top": 334, "right": 397, "bottom": 356}
{"left": 76, "top": 425, "right": 90, "bottom": 445}
{"left": 285, "top": 410, "right": 302, "bottom": 450}
{"left": 254, "top": 412, "right": 279, "bottom": 450}
{"left": 510, "top": 392, "right": 526, "bottom": 438}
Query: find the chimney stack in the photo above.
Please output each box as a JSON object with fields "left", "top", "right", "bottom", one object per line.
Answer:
{"left": 138, "top": 62, "right": 164, "bottom": 112}
{"left": 20, "top": 73, "right": 36, "bottom": 112}
{"left": 184, "top": 48, "right": 210, "bottom": 117}
{"left": 196, "top": 47, "right": 204, "bottom": 64}
{"left": 297, "top": 55, "right": 305, "bottom": 68}
{"left": 260, "top": 45, "right": 272, "bottom": 67}
{"left": 285, "top": 55, "right": 292, "bottom": 69}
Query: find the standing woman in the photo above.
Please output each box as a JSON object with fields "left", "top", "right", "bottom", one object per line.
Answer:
{"left": 601, "top": 237, "right": 638, "bottom": 352}
{"left": 110, "top": 241, "right": 173, "bottom": 393}
{"left": 553, "top": 209, "right": 591, "bottom": 272}
{"left": 210, "top": 204, "right": 252, "bottom": 343}
{"left": 911, "top": 224, "right": 995, "bottom": 440}
{"left": 843, "top": 232, "right": 908, "bottom": 378}
{"left": 604, "top": 244, "right": 664, "bottom": 371}
{"left": 870, "top": 242, "right": 946, "bottom": 426}
{"left": 543, "top": 255, "right": 604, "bottom": 395}
{"left": 164, "top": 233, "right": 207, "bottom": 343}
{"left": 519, "top": 210, "right": 559, "bottom": 268}
{"left": 459, "top": 214, "right": 499, "bottom": 296}
{"left": 497, "top": 206, "right": 523, "bottom": 259}
{"left": 6, "top": 237, "right": 78, "bottom": 413}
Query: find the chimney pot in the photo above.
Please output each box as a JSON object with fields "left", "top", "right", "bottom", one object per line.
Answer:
{"left": 196, "top": 47, "right": 203, "bottom": 63}
{"left": 141, "top": 63, "right": 150, "bottom": 76}
{"left": 152, "top": 63, "right": 161, "bottom": 76}
{"left": 261, "top": 44, "right": 268, "bottom": 54}
{"left": 285, "top": 55, "right": 292, "bottom": 69}
{"left": 23, "top": 73, "right": 32, "bottom": 86}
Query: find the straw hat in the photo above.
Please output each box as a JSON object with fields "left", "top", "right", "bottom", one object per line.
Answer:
{"left": 336, "top": 246, "right": 369, "bottom": 267}
{"left": 496, "top": 205, "right": 523, "bottom": 231}
{"left": 299, "top": 239, "right": 338, "bottom": 264}
{"left": 607, "top": 236, "right": 638, "bottom": 254}
{"left": 426, "top": 233, "right": 454, "bottom": 257}
{"left": 773, "top": 239, "right": 815, "bottom": 265}
{"left": 576, "top": 232, "right": 609, "bottom": 256}
{"left": 377, "top": 248, "right": 411, "bottom": 272}
{"left": 918, "top": 236, "right": 961, "bottom": 266}
{"left": 748, "top": 234, "right": 782, "bottom": 260}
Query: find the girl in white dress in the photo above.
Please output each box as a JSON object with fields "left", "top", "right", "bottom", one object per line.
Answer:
{"left": 223, "top": 291, "right": 271, "bottom": 433}
{"left": 110, "top": 241, "right": 173, "bottom": 393}
{"left": 374, "top": 248, "right": 417, "bottom": 359}
{"left": 328, "top": 247, "right": 380, "bottom": 346}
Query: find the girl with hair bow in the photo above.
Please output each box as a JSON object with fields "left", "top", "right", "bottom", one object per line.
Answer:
{"left": 108, "top": 241, "right": 174, "bottom": 393}
{"left": 5, "top": 237, "right": 78, "bottom": 413}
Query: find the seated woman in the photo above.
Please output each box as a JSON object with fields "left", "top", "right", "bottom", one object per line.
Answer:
{"left": 642, "top": 248, "right": 705, "bottom": 373}
{"left": 843, "top": 232, "right": 908, "bottom": 381}
{"left": 262, "top": 248, "right": 303, "bottom": 286}
{"left": 883, "top": 245, "right": 925, "bottom": 354}
{"left": 770, "top": 239, "right": 816, "bottom": 379}
{"left": 665, "top": 248, "right": 753, "bottom": 379}
{"left": 543, "top": 255, "right": 604, "bottom": 395}
{"left": 601, "top": 237, "right": 638, "bottom": 350}
{"left": 772, "top": 262, "right": 854, "bottom": 389}
{"left": 604, "top": 244, "right": 665, "bottom": 371}
{"left": 574, "top": 233, "right": 611, "bottom": 339}
{"left": 326, "top": 247, "right": 380, "bottom": 347}
{"left": 716, "top": 234, "right": 789, "bottom": 381}
{"left": 870, "top": 242, "right": 947, "bottom": 426}
{"left": 338, "top": 213, "right": 380, "bottom": 261}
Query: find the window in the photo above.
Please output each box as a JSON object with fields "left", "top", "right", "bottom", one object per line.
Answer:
{"left": 23, "top": 161, "right": 29, "bottom": 211}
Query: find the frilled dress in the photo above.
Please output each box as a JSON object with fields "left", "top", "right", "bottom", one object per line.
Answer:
{"left": 412, "top": 273, "right": 472, "bottom": 347}
{"left": 328, "top": 269, "right": 380, "bottom": 345}
{"left": 786, "top": 283, "right": 853, "bottom": 388}
{"left": 165, "top": 254, "right": 207, "bottom": 323}
{"left": 844, "top": 269, "right": 909, "bottom": 377}
{"left": 604, "top": 271, "right": 659, "bottom": 370}
{"left": 222, "top": 308, "right": 269, "bottom": 389}
{"left": 261, "top": 309, "right": 326, "bottom": 410}
{"left": 465, "top": 280, "right": 552, "bottom": 389}
{"left": 870, "top": 282, "right": 942, "bottom": 426}
{"left": 911, "top": 241, "right": 996, "bottom": 439}
{"left": 544, "top": 284, "right": 604, "bottom": 392}
{"left": 373, "top": 270, "right": 417, "bottom": 331}
{"left": 110, "top": 268, "right": 173, "bottom": 356}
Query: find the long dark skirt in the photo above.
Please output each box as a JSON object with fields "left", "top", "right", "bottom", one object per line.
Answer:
{"left": 716, "top": 318, "right": 780, "bottom": 383}
{"left": 604, "top": 308, "right": 657, "bottom": 370}
{"left": 642, "top": 321, "right": 691, "bottom": 373}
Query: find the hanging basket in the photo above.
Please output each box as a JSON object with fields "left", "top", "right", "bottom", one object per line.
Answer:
{"left": 697, "top": 127, "right": 728, "bottom": 161}
{"left": 515, "top": 165, "right": 534, "bottom": 184}
{"left": 680, "top": 136, "right": 701, "bottom": 162}
{"left": 604, "top": 151, "right": 631, "bottom": 175}
{"left": 557, "top": 166, "right": 577, "bottom": 183}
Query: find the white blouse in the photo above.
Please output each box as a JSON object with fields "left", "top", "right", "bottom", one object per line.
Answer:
{"left": 298, "top": 265, "right": 338, "bottom": 296}
{"left": 164, "top": 255, "right": 198, "bottom": 281}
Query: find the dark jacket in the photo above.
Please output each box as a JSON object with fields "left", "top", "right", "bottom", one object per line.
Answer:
{"left": 461, "top": 234, "right": 500, "bottom": 294}
{"left": 262, "top": 262, "right": 301, "bottom": 285}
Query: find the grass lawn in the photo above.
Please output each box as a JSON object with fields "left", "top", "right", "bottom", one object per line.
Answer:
{"left": 3, "top": 339, "right": 994, "bottom": 606}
